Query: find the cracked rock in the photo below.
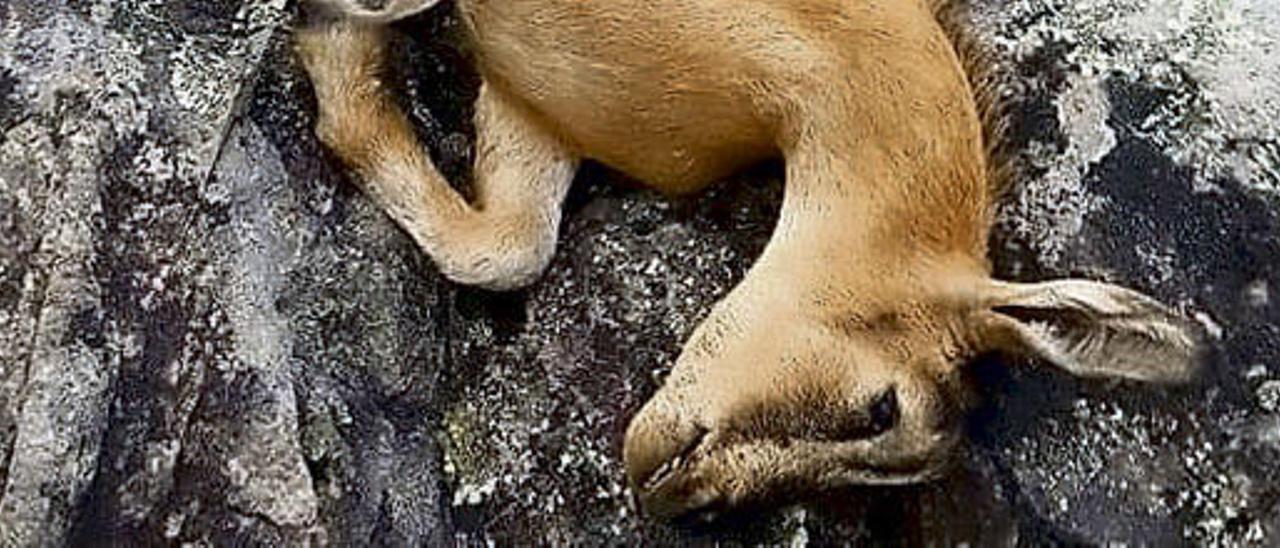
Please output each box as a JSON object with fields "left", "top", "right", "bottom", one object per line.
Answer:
{"left": 1, "top": 0, "right": 1277, "bottom": 545}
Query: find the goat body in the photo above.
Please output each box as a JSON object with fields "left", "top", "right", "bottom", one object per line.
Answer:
{"left": 297, "top": 0, "right": 1202, "bottom": 520}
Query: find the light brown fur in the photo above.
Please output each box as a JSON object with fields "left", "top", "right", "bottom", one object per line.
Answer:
{"left": 296, "top": 0, "right": 1204, "bottom": 520}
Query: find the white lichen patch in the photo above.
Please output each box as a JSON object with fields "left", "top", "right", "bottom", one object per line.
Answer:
{"left": 169, "top": 1, "right": 288, "bottom": 182}
{"left": 452, "top": 477, "right": 497, "bottom": 507}
{"left": 779, "top": 506, "right": 812, "bottom": 548}
{"left": 1244, "top": 279, "right": 1270, "bottom": 309}
{"left": 1257, "top": 381, "right": 1280, "bottom": 414}
{"left": 972, "top": 0, "right": 1280, "bottom": 197}
{"left": 0, "top": 10, "right": 149, "bottom": 135}
{"left": 998, "top": 74, "right": 1112, "bottom": 267}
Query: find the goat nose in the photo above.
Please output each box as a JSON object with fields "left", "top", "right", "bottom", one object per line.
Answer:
{"left": 623, "top": 395, "right": 708, "bottom": 495}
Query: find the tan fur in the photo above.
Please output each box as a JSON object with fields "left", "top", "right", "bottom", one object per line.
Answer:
{"left": 296, "top": 0, "right": 1204, "bottom": 520}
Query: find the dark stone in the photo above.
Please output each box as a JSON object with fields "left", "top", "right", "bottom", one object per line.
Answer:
{"left": 2, "top": 0, "right": 1277, "bottom": 545}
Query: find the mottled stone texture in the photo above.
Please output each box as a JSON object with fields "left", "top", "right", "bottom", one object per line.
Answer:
{"left": 0, "top": 0, "right": 1277, "bottom": 545}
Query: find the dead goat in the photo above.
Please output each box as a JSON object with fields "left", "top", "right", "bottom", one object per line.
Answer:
{"left": 295, "top": 0, "right": 1203, "bottom": 520}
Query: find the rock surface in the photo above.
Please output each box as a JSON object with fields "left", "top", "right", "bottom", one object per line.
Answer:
{"left": 0, "top": 0, "right": 1277, "bottom": 545}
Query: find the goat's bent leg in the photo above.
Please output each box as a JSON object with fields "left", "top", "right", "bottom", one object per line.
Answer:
{"left": 296, "top": 22, "right": 578, "bottom": 290}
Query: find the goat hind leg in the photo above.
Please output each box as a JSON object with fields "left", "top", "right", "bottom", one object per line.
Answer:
{"left": 295, "top": 21, "right": 578, "bottom": 290}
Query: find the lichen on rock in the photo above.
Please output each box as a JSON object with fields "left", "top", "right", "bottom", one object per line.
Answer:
{"left": 1, "top": 0, "right": 1278, "bottom": 545}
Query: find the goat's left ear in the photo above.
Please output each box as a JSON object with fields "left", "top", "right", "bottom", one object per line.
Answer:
{"left": 972, "top": 279, "right": 1205, "bottom": 383}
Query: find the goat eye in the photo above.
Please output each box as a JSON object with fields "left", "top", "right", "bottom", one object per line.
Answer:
{"left": 867, "top": 386, "right": 899, "bottom": 436}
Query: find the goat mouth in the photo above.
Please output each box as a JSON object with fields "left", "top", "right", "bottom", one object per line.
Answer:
{"left": 641, "top": 425, "right": 710, "bottom": 492}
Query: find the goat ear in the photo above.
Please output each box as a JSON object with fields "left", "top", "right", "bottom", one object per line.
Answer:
{"left": 973, "top": 279, "right": 1205, "bottom": 383}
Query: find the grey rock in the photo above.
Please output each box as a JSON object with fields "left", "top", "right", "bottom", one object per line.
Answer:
{"left": 1, "top": 0, "right": 285, "bottom": 545}
{"left": 970, "top": 1, "right": 1280, "bottom": 545}
{"left": 0, "top": 0, "right": 1277, "bottom": 546}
